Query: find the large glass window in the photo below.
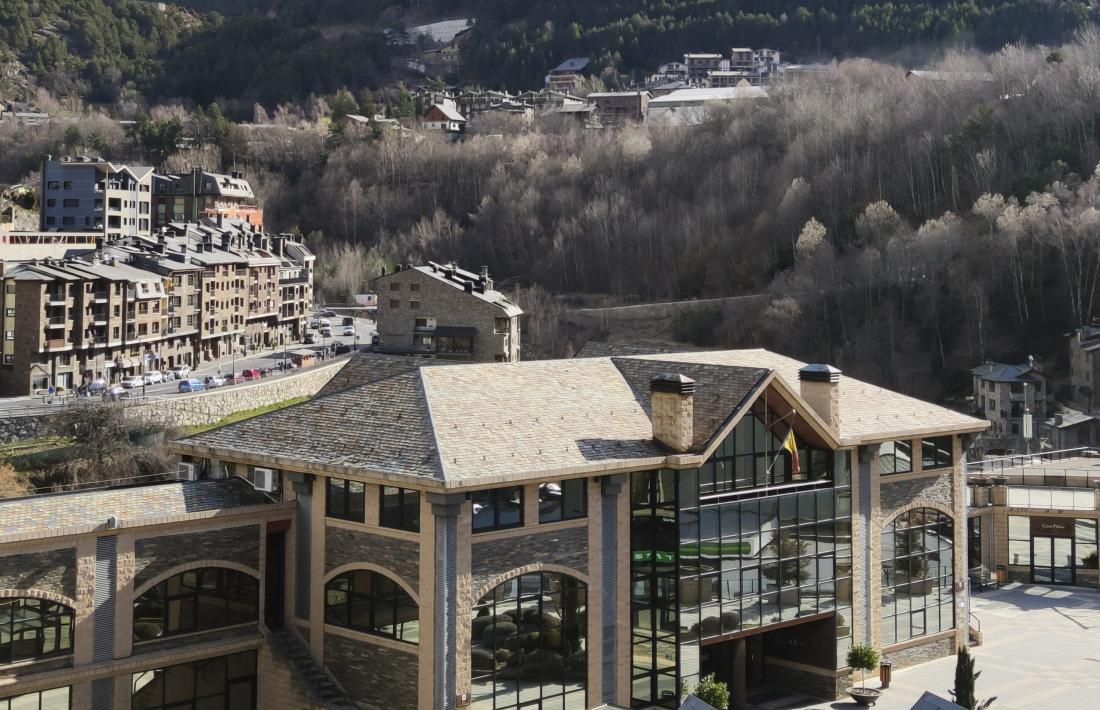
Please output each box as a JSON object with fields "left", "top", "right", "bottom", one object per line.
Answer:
{"left": 326, "top": 477, "right": 365, "bottom": 522}
{"left": 878, "top": 441, "right": 913, "bottom": 475}
{"left": 0, "top": 687, "right": 69, "bottom": 710}
{"left": 881, "top": 508, "right": 954, "bottom": 645}
{"left": 324, "top": 570, "right": 418, "bottom": 643}
{"left": 699, "top": 400, "right": 832, "bottom": 495}
{"left": 0, "top": 597, "right": 73, "bottom": 664}
{"left": 131, "top": 650, "right": 256, "bottom": 710}
{"left": 471, "top": 572, "right": 586, "bottom": 710}
{"left": 921, "top": 437, "right": 953, "bottom": 470}
{"left": 472, "top": 487, "right": 524, "bottom": 532}
{"left": 538, "top": 479, "right": 587, "bottom": 523}
{"left": 380, "top": 486, "right": 420, "bottom": 532}
{"left": 133, "top": 568, "right": 259, "bottom": 641}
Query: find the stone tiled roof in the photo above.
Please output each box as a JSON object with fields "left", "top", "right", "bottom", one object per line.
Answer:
{"left": 0, "top": 479, "right": 275, "bottom": 541}
{"left": 629, "top": 349, "right": 987, "bottom": 445}
{"left": 610, "top": 357, "right": 768, "bottom": 452}
{"left": 314, "top": 352, "right": 443, "bottom": 398}
{"left": 174, "top": 349, "right": 987, "bottom": 486}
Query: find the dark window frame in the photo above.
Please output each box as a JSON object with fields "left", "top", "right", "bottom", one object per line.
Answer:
{"left": 0, "top": 686, "right": 71, "bottom": 710}
{"left": 878, "top": 440, "right": 914, "bottom": 475}
{"left": 880, "top": 508, "right": 954, "bottom": 645}
{"left": 130, "top": 650, "right": 256, "bottom": 710}
{"left": 380, "top": 486, "right": 420, "bottom": 532}
{"left": 471, "top": 486, "right": 524, "bottom": 532}
{"left": 326, "top": 477, "right": 366, "bottom": 522}
{"left": 132, "top": 567, "right": 259, "bottom": 642}
{"left": 921, "top": 436, "right": 953, "bottom": 470}
{"left": 538, "top": 479, "right": 587, "bottom": 524}
{"left": 323, "top": 570, "right": 419, "bottom": 643}
{"left": 0, "top": 597, "right": 74, "bottom": 665}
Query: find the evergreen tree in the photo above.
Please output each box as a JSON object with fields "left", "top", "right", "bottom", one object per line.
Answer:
{"left": 950, "top": 647, "right": 996, "bottom": 710}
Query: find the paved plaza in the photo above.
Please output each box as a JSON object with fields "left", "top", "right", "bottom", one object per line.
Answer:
{"left": 750, "top": 583, "right": 1100, "bottom": 709}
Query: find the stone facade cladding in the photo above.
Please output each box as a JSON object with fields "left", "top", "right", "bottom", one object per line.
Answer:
{"left": 764, "top": 659, "right": 842, "bottom": 701}
{"left": 324, "top": 632, "right": 418, "bottom": 710}
{"left": 324, "top": 526, "right": 420, "bottom": 591}
{"left": 470, "top": 525, "right": 589, "bottom": 595}
{"left": 257, "top": 636, "right": 324, "bottom": 710}
{"left": 134, "top": 524, "right": 259, "bottom": 588}
{"left": 879, "top": 471, "right": 953, "bottom": 516}
{"left": 884, "top": 634, "right": 955, "bottom": 670}
{"left": 131, "top": 625, "right": 259, "bottom": 657}
{"left": 0, "top": 547, "right": 77, "bottom": 598}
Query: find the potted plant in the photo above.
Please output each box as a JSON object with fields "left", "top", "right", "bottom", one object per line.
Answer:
{"left": 846, "top": 644, "right": 881, "bottom": 706}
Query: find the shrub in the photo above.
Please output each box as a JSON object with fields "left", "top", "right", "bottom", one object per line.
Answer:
{"left": 846, "top": 644, "right": 879, "bottom": 690}
{"left": 692, "top": 673, "right": 730, "bottom": 710}
{"left": 482, "top": 621, "right": 517, "bottom": 642}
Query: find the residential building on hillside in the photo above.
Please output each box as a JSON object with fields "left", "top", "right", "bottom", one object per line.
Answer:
{"left": 421, "top": 103, "right": 467, "bottom": 133}
{"left": 153, "top": 168, "right": 264, "bottom": 228}
{"left": 547, "top": 57, "right": 591, "bottom": 90}
{"left": 646, "top": 86, "right": 768, "bottom": 126}
{"left": 118, "top": 347, "right": 988, "bottom": 710}
{"left": 0, "top": 219, "right": 313, "bottom": 395}
{"left": 684, "top": 53, "right": 726, "bottom": 82}
{"left": 588, "top": 91, "right": 652, "bottom": 125}
{"left": 969, "top": 360, "right": 1046, "bottom": 452}
{"left": 373, "top": 262, "right": 521, "bottom": 362}
{"left": 1067, "top": 323, "right": 1100, "bottom": 409}
{"left": 0, "top": 232, "right": 99, "bottom": 262}
{"left": 40, "top": 156, "right": 153, "bottom": 239}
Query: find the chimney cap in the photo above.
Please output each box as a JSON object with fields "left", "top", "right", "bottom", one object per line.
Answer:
{"left": 651, "top": 372, "right": 695, "bottom": 395}
{"left": 798, "top": 363, "right": 841, "bottom": 383}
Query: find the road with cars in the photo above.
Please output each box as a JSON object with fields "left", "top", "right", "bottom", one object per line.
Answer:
{"left": 0, "top": 311, "right": 375, "bottom": 413}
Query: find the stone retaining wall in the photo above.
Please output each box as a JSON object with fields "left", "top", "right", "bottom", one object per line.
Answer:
{"left": 0, "top": 415, "right": 50, "bottom": 444}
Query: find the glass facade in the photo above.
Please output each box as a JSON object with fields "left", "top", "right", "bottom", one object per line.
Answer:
{"left": 0, "top": 687, "right": 69, "bottom": 710}
{"left": 471, "top": 572, "right": 587, "bottom": 710}
{"left": 630, "top": 398, "right": 852, "bottom": 708}
{"left": 326, "top": 477, "right": 365, "bottom": 522}
{"left": 0, "top": 597, "right": 73, "bottom": 664}
{"left": 132, "top": 568, "right": 259, "bottom": 642}
{"left": 380, "top": 486, "right": 421, "bottom": 532}
{"left": 324, "top": 570, "right": 419, "bottom": 643}
{"left": 131, "top": 650, "right": 256, "bottom": 710}
{"left": 881, "top": 509, "right": 954, "bottom": 645}
{"left": 539, "top": 480, "right": 587, "bottom": 524}
{"left": 878, "top": 441, "right": 912, "bottom": 475}
{"left": 1008, "top": 515, "right": 1098, "bottom": 584}
{"left": 472, "top": 487, "right": 524, "bottom": 532}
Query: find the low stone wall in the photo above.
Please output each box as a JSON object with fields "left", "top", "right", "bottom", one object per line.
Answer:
{"left": 132, "top": 361, "right": 344, "bottom": 428}
{"left": 0, "top": 415, "right": 50, "bottom": 444}
{"left": 882, "top": 634, "right": 955, "bottom": 671}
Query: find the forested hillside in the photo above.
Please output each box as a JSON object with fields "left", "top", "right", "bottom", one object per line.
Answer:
{"left": 2, "top": 1, "right": 1097, "bottom": 108}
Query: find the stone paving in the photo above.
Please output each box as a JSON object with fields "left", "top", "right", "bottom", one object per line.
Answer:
{"left": 759, "top": 582, "right": 1100, "bottom": 709}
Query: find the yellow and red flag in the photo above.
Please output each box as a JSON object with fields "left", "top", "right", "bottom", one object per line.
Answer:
{"left": 783, "top": 429, "right": 801, "bottom": 474}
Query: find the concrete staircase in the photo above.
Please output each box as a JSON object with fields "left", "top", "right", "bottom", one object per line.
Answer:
{"left": 266, "top": 628, "right": 357, "bottom": 709}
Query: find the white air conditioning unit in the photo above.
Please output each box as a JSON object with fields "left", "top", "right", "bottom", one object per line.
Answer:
{"left": 177, "top": 461, "right": 199, "bottom": 481}
{"left": 252, "top": 467, "right": 277, "bottom": 493}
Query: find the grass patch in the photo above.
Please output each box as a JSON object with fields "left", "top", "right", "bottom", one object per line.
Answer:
{"left": 184, "top": 396, "right": 310, "bottom": 435}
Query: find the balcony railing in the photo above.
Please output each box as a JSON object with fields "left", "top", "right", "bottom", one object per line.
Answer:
{"left": 46, "top": 292, "right": 67, "bottom": 305}
{"left": 967, "top": 447, "right": 1100, "bottom": 488}
{"left": 45, "top": 316, "right": 67, "bottom": 328}
{"left": 90, "top": 291, "right": 110, "bottom": 302}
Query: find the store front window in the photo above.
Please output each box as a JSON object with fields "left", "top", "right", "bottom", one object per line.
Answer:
{"left": 1008, "top": 516, "right": 1098, "bottom": 585}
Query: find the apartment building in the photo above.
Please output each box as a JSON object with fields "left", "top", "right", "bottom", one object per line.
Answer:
{"left": 111, "top": 347, "right": 985, "bottom": 710}
{"left": 684, "top": 53, "right": 726, "bottom": 82}
{"left": 587, "top": 91, "right": 652, "bottom": 125}
{"left": 153, "top": 168, "right": 264, "bottom": 228}
{"left": 0, "top": 220, "right": 313, "bottom": 395}
{"left": 40, "top": 156, "right": 153, "bottom": 239}
{"left": 373, "top": 262, "right": 521, "bottom": 362}
{"left": 969, "top": 360, "right": 1046, "bottom": 452}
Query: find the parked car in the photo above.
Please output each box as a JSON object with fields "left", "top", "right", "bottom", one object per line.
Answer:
{"left": 320, "top": 327, "right": 333, "bottom": 338}
{"left": 121, "top": 376, "right": 144, "bottom": 389}
{"left": 275, "top": 360, "right": 297, "bottom": 371}
{"left": 319, "top": 318, "right": 331, "bottom": 328}
{"left": 160, "top": 370, "right": 177, "bottom": 382}
{"left": 87, "top": 379, "right": 108, "bottom": 393}
{"left": 171, "top": 365, "right": 192, "bottom": 379}
{"left": 143, "top": 371, "right": 163, "bottom": 385}
{"left": 105, "top": 385, "right": 126, "bottom": 401}
{"left": 333, "top": 343, "right": 352, "bottom": 355}
{"left": 342, "top": 316, "right": 354, "bottom": 325}
{"left": 342, "top": 326, "right": 355, "bottom": 336}
{"left": 178, "top": 378, "right": 205, "bottom": 393}
{"left": 304, "top": 333, "right": 317, "bottom": 344}
{"left": 204, "top": 375, "right": 226, "bottom": 388}
{"left": 240, "top": 368, "right": 262, "bottom": 380}
{"left": 319, "top": 309, "right": 336, "bottom": 317}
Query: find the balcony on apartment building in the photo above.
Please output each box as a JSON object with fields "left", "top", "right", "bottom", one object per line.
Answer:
{"left": 90, "top": 289, "right": 110, "bottom": 303}
{"left": 45, "top": 315, "right": 68, "bottom": 329}
{"left": 46, "top": 289, "right": 68, "bottom": 306}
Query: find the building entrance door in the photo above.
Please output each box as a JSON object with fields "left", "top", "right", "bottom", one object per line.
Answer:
{"left": 1032, "top": 536, "right": 1075, "bottom": 585}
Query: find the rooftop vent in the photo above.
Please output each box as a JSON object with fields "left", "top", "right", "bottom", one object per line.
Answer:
{"left": 798, "top": 364, "right": 841, "bottom": 429}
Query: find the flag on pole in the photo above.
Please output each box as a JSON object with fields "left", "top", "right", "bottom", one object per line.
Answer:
{"left": 782, "top": 428, "right": 801, "bottom": 474}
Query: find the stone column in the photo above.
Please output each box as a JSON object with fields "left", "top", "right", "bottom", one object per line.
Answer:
{"left": 952, "top": 436, "right": 969, "bottom": 650}
{"left": 309, "top": 479, "right": 325, "bottom": 662}
{"left": 428, "top": 492, "right": 465, "bottom": 710}
{"left": 732, "top": 637, "right": 747, "bottom": 710}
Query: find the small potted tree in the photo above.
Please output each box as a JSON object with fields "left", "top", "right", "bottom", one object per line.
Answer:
{"left": 846, "top": 644, "right": 881, "bottom": 706}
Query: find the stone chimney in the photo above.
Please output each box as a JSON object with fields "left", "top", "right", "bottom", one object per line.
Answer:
{"left": 651, "top": 373, "right": 695, "bottom": 453}
{"left": 798, "top": 364, "right": 841, "bottom": 430}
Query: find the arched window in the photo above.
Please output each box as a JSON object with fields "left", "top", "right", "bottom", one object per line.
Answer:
{"left": 0, "top": 597, "right": 73, "bottom": 664}
{"left": 471, "top": 572, "right": 586, "bottom": 710}
{"left": 133, "top": 568, "right": 258, "bottom": 642}
{"left": 323, "top": 570, "right": 418, "bottom": 643}
{"left": 881, "top": 508, "right": 954, "bottom": 645}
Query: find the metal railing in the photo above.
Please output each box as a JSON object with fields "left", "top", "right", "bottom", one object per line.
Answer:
{"left": 967, "top": 447, "right": 1100, "bottom": 488}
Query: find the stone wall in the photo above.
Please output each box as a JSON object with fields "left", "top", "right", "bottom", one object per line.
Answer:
{"left": 324, "top": 526, "right": 420, "bottom": 592}
{"left": 471, "top": 525, "right": 588, "bottom": 595}
{"left": 258, "top": 636, "right": 324, "bottom": 710}
{"left": 324, "top": 632, "right": 418, "bottom": 710}
{"left": 884, "top": 634, "right": 955, "bottom": 670}
{"left": 134, "top": 524, "right": 260, "bottom": 588}
{"left": 880, "top": 471, "right": 953, "bottom": 518}
{"left": 0, "top": 414, "right": 50, "bottom": 444}
{"left": 0, "top": 547, "right": 76, "bottom": 598}
{"left": 764, "top": 659, "right": 842, "bottom": 700}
